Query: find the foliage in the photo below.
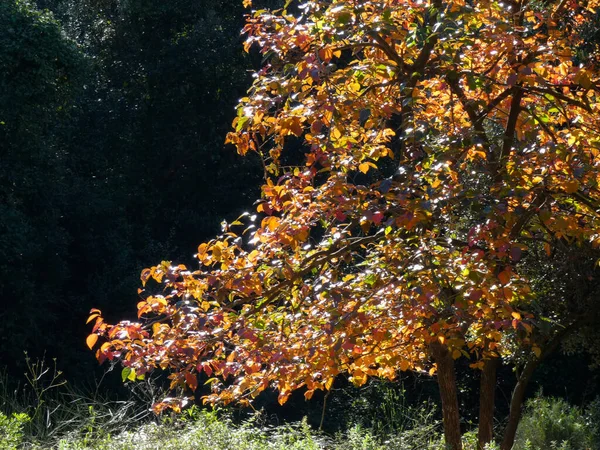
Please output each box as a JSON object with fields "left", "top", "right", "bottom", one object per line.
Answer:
{"left": 91, "top": 0, "right": 600, "bottom": 424}
{"left": 514, "top": 395, "right": 600, "bottom": 450}
{"left": 0, "top": 411, "right": 30, "bottom": 450}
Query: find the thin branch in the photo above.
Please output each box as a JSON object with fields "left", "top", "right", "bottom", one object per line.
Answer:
{"left": 523, "top": 85, "right": 593, "bottom": 113}
{"left": 476, "top": 87, "right": 512, "bottom": 122}
{"left": 496, "top": 86, "right": 523, "bottom": 183}
{"left": 367, "top": 32, "right": 406, "bottom": 73}
{"left": 482, "top": 51, "right": 507, "bottom": 77}
{"left": 509, "top": 191, "right": 547, "bottom": 239}
{"left": 569, "top": 191, "right": 600, "bottom": 214}
{"left": 522, "top": 106, "right": 558, "bottom": 144}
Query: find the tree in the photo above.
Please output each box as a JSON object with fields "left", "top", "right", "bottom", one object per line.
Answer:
{"left": 89, "top": 1, "right": 600, "bottom": 449}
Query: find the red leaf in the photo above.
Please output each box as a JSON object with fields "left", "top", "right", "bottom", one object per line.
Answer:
{"left": 185, "top": 372, "right": 198, "bottom": 391}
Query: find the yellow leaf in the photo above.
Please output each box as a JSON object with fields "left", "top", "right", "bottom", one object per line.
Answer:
{"left": 358, "top": 163, "right": 370, "bottom": 174}
{"left": 532, "top": 176, "right": 544, "bottom": 184}
{"left": 470, "top": 361, "right": 485, "bottom": 370}
{"left": 86, "top": 334, "right": 98, "bottom": 350}
{"left": 451, "top": 349, "right": 462, "bottom": 360}
{"left": 400, "top": 360, "right": 410, "bottom": 371}
{"left": 86, "top": 313, "right": 100, "bottom": 324}
{"left": 325, "top": 377, "right": 335, "bottom": 390}
{"left": 262, "top": 216, "right": 280, "bottom": 231}
{"left": 575, "top": 69, "right": 592, "bottom": 89}
{"left": 348, "top": 81, "right": 361, "bottom": 93}
{"left": 511, "top": 311, "right": 521, "bottom": 320}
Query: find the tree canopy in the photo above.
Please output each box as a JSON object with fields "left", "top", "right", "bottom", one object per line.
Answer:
{"left": 89, "top": 1, "right": 600, "bottom": 448}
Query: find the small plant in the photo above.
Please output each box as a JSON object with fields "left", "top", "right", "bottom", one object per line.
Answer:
{"left": 0, "top": 411, "right": 30, "bottom": 450}
{"left": 22, "top": 353, "right": 67, "bottom": 438}
{"left": 340, "top": 424, "right": 383, "bottom": 450}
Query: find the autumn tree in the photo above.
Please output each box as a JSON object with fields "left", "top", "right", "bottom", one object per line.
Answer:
{"left": 88, "top": 1, "right": 600, "bottom": 449}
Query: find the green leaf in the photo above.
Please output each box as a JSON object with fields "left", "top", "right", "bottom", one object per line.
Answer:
{"left": 364, "top": 273, "right": 377, "bottom": 287}
{"left": 121, "top": 367, "right": 135, "bottom": 382}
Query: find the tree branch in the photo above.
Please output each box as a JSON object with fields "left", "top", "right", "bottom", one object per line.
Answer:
{"left": 496, "top": 86, "right": 523, "bottom": 183}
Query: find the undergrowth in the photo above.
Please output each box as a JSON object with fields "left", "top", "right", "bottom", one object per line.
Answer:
{"left": 1, "top": 357, "right": 599, "bottom": 449}
{"left": 0, "top": 355, "right": 154, "bottom": 449}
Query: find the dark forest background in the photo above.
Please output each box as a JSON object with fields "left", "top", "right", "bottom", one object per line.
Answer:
{"left": 2, "top": 0, "right": 600, "bottom": 433}
{"left": 0, "top": 0, "right": 270, "bottom": 383}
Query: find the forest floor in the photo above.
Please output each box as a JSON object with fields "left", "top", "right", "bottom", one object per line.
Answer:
{"left": 2, "top": 397, "right": 599, "bottom": 450}
{"left": 1, "top": 368, "right": 598, "bottom": 450}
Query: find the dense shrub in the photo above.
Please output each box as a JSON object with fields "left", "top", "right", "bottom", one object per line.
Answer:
{"left": 514, "top": 395, "right": 599, "bottom": 450}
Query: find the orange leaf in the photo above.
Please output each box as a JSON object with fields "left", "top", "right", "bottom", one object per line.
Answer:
{"left": 86, "top": 334, "right": 98, "bottom": 350}
{"left": 86, "top": 313, "right": 100, "bottom": 324}
{"left": 564, "top": 180, "right": 579, "bottom": 194}
{"left": 498, "top": 270, "right": 511, "bottom": 285}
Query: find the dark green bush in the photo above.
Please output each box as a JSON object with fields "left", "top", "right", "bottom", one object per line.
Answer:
{"left": 514, "top": 395, "right": 599, "bottom": 450}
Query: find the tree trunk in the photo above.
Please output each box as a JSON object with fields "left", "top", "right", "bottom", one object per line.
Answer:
{"left": 500, "top": 322, "right": 580, "bottom": 450}
{"left": 431, "top": 341, "right": 463, "bottom": 450}
{"left": 500, "top": 360, "right": 537, "bottom": 450}
{"left": 478, "top": 357, "right": 499, "bottom": 450}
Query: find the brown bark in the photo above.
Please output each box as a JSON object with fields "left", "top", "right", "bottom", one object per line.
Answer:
{"left": 500, "top": 321, "right": 581, "bottom": 450}
{"left": 478, "top": 357, "right": 499, "bottom": 450}
{"left": 500, "top": 316, "right": 593, "bottom": 450}
{"left": 431, "top": 341, "right": 463, "bottom": 450}
{"left": 500, "top": 360, "right": 537, "bottom": 450}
